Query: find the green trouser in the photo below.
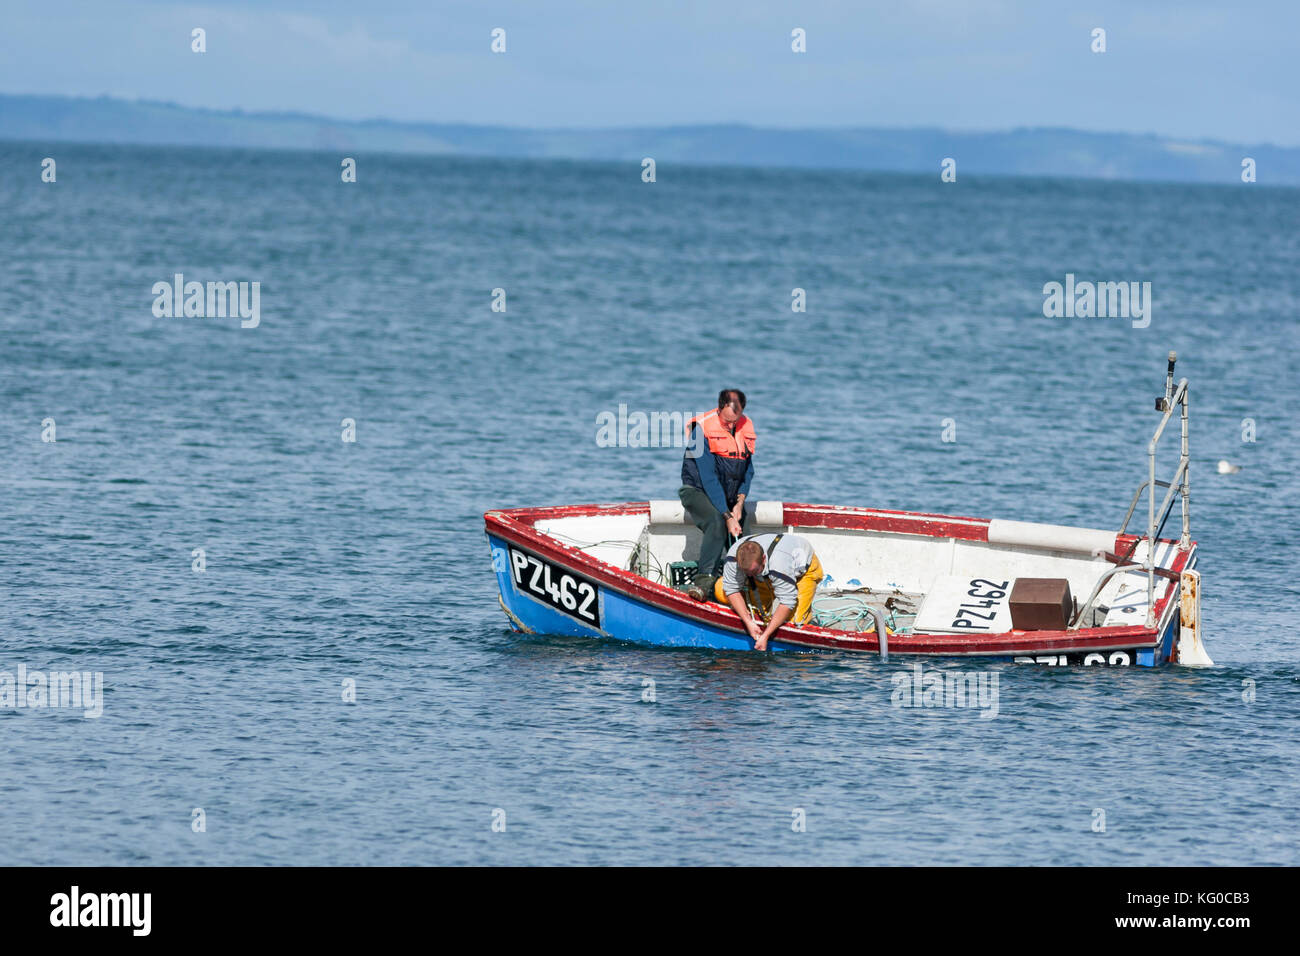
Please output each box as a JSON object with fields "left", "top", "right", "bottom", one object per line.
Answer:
{"left": 678, "top": 485, "right": 750, "bottom": 587}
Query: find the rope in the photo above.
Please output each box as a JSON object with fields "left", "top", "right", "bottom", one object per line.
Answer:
{"left": 812, "top": 593, "right": 900, "bottom": 633}
{"left": 545, "top": 532, "right": 670, "bottom": 585}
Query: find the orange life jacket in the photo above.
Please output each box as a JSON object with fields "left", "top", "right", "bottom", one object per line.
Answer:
{"left": 687, "top": 409, "right": 756, "bottom": 460}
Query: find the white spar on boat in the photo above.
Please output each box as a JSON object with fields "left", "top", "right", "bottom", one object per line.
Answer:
{"left": 655, "top": 504, "right": 1121, "bottom": 557}
{"left": 1177, "top": 569, "right": 1214, "bottom": 667}
{"left": 985, "top": 519, "right": 1116, "bottom": 555}
{"left": 648, "top": 499, "right": 786, "bottom": 527}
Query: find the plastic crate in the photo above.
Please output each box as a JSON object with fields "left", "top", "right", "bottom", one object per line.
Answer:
{"left": 668, "top": 561, "right": 698, "bottom": 589}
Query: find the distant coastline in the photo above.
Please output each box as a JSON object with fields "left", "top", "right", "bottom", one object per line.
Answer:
{"left": 2, "top": 93, "right": 1297, "bottom": 186}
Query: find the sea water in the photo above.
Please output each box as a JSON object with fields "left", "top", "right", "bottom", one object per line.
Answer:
{"left": 1, "top": 142, "right": 1297, "bottom": 864}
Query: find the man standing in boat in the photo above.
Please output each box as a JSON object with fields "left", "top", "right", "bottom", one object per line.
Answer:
{"left": 717, "top": 533, "right": 824, "bottom": 651}
{"left": 678, "top": 388, "right": 755, "bottom": 602}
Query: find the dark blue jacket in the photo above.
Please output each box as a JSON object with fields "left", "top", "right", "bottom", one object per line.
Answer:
{"left": 681, "top": 422, "right": 754, "bottom": 515}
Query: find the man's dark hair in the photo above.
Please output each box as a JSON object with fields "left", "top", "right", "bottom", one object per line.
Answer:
{"left": 718, "top": 388, "right": 747, "bottom": 410}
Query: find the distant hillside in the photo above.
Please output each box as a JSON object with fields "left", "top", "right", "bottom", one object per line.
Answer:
{"left": 2, "top": 93, "right": 1296, "bottom": 185}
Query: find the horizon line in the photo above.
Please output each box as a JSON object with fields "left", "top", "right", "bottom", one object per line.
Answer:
{"left": 3, "top": 91, "right": 1295, "bottom": 152}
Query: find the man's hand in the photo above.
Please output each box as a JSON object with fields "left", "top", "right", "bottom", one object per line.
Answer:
{"left": 725, "top": 513, "right": 742, "bottom": 537}
{"left": 726, "top": 591, "right": 759, "bottom": 637}
{"left": 756, "top": 604, "right": 795, "bottom": 652}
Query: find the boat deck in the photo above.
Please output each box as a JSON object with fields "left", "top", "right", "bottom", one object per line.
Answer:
{"left": 530, "top": 502, "right": 1181, "bottom": 636}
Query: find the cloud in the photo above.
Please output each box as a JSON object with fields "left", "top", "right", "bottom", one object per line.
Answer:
{"left": 276, "top": 13, "right": 411, "bottom": 64}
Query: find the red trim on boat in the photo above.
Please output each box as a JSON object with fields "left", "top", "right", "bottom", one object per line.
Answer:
{"left": 783, "top": 502, "right": 991, "bottom": 542}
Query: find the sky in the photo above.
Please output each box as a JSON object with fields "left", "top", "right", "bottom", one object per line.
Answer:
{"left": 2, "top": 0, "right": 1296, "bottom": 146}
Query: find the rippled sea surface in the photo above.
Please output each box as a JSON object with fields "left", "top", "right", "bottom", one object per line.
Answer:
{"left": 1, "top": 142, "right": 1297, "bottom": 865}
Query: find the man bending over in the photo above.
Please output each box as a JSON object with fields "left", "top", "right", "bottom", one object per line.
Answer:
{"left": 716, "top": 533, "right": 823, "bottom": 651}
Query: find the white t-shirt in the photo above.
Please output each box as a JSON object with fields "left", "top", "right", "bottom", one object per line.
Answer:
{"left": 720, "top": 533, "right": 814, "bottom": 608}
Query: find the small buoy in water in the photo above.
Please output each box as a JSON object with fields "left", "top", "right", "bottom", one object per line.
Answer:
{"left": 1217, "top": 460, "right": 1241, "bottom": 474}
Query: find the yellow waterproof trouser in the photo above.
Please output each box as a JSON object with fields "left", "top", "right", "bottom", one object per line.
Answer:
{"left": 715, "top": 554, "right": 823, "bottom": 625}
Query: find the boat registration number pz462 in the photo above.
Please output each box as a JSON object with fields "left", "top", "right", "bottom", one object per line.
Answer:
{"left": 947, "top": 578, "right": 1011, "bottom": 630}
{"left": 509, "top": 547, "right": 601, "bottom": 628}
{"left": 913, "top": 576, "right": 1015, "bottom": 634}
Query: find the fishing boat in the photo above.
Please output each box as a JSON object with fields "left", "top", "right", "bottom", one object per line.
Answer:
{"left": 484, "top": 354, "right": 1212, "bottom": 667}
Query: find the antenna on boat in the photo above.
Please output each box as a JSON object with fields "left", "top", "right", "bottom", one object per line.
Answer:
{"left": 1158, "top": 350, "right": 1177, "bottom": 410}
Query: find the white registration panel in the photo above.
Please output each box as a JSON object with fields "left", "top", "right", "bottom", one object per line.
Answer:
{"left": 913, "top": 575, "right": 1015, "bottom": 634}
